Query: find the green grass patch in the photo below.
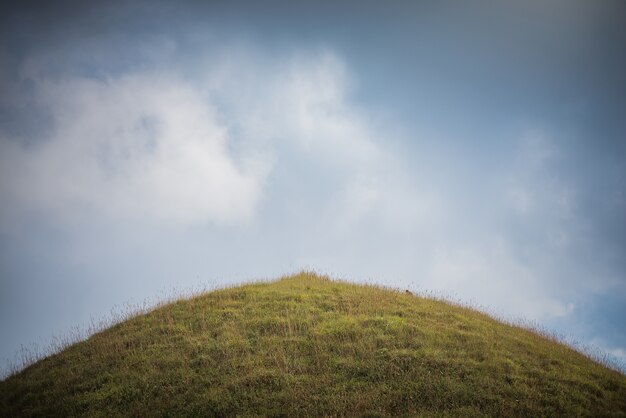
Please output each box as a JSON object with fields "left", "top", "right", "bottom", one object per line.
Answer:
{"left": 1, "top": 272, "right": 625, "bottom": 416}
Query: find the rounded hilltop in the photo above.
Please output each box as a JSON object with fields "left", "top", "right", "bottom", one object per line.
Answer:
{"left": 1, "top": 272, "right": 625, "bottom": 416}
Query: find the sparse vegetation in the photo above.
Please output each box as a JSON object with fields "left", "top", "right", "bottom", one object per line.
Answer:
{"left": 1, "top": 272, "right": 625, "bottom": 416}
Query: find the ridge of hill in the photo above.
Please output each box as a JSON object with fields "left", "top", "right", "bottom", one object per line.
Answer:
{"left": 1, "top": 272, "right": 625, "bottom": 416}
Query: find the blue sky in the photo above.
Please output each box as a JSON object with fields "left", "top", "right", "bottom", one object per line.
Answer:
{"left": 1, "top": 0, "right": 625, "bottom": 373}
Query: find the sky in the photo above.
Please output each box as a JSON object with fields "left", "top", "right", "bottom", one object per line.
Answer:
{"left": 1, "top": 0, "right": 625, "bottom": 373}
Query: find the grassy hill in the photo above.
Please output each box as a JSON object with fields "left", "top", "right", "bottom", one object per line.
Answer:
{"left": 1, "top": 272, "right": 625, "bottom": 417}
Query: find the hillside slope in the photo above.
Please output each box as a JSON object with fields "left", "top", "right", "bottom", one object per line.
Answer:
{"left": 1, "top": 272, "right": 625, "bottom": 416}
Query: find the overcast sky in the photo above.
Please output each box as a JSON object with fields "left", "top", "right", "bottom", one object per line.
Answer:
{"left": 1, "top": 0, "right": 625, "bottom": 373}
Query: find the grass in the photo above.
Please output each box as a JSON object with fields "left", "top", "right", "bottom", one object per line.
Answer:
{"left": 1, "top": 272, "right": 625, "bottom": 416}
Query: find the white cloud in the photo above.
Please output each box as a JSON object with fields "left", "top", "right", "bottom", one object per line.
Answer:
{"left": 225, "top": 51, "right": 437, "bottom": 232}
{"left": 2, "top": 49, "right": 428, "bottom": 234}
{"left": 0, "top": 73, "right": 269, "bottom": 226}
{"left": 425, "top": 240, "right": 576, "bottom": 320}
{"left": 190, "top": 50, "right": 588, "bottom": 322}
{"left": 0, "top": 47, "right": 591, "bottom": 326}
{"left": 1, "top": 49, "right": 430, "bottom": 236}
{"left": 202, "top": 50, "right": 584, "bottom": 323}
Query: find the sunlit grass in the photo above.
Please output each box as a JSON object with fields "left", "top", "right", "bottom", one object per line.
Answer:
{"left": 1, "top": 272, "right": 625, "bottom": 416}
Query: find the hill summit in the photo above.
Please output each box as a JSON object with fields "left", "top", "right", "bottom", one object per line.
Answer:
{"left": 2, "top": 272, "right": 625, "bottom": 416}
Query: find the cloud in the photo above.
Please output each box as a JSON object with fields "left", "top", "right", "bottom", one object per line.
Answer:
{"left": 0, "top": 73, "right": 268, "bottom": 226}
{"left": 189, "top": 49, "right": 600, "bottom": 322}
{"left": 208, "top": 50, "right": 437, "bottom": 232}
{"left": 0, "top": 43, "right": 615, "bottom": 332}
{"left": 1, "top": 49, "right": 424, "bottom": 233}
{"left": 198, "top": 49, "right": 587, "bottom": 322}
{"left": 426, "top": 241, "right": 576, "bottom": 320}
